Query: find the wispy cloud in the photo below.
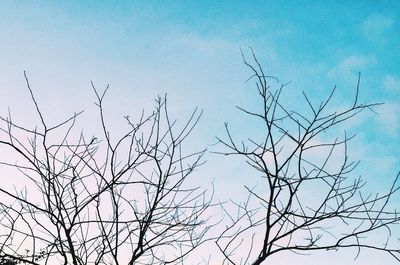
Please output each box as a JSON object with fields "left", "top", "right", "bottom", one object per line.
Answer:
{"left": 171, "top": 33, "right": 238, "bottom": 56}
{"left": 383, "top": 75, "right": 400, "bottom": 92}
{"left": 327, "top": 55, "right": 376, "bottom": 81}
{"left": 377, "top": 102, "right": 400, "bottom": 138}
{"left": 362, "top": 13, "right": 394, "bottom": 42}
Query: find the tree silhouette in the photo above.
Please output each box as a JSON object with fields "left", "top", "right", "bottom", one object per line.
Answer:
{"left": 0, "top": 75, "right": 212, "bottom": 265}
{"left": 215, "top": 50, "right": 400, "bottom": 264}
{"left": 0, "top": 53, "right": 399, "bottom": 265}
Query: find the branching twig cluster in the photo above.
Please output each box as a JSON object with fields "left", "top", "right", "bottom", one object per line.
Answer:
{"left": 215, "top": 49, "right": 400, "bottom": 265}
{"left": 0, "top": 53, "right": 399, "bottom": 265}
{"left": 0, "top": 75, "right": 212, "bottom": 265}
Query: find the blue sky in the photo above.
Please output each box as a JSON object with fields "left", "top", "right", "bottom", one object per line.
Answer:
{"left": 0, "top": 1, "right": 399, "bottom": 264}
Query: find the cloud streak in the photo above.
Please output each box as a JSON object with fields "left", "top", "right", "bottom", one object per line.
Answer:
{"left": 327, "top": 55, "right": 376, "bottom": 81}
{"left": 362, "top": 13, "right": 394, "bottom": 42}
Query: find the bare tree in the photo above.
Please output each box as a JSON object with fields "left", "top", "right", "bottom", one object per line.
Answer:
{"left": 215, "top": 50, "right": 400, "bottom": 264}
{"left": 1, "top": 53, "right": 399, "bottom": 265}
{"left": 0, "top": 74, "right": 212, "bottom": 265}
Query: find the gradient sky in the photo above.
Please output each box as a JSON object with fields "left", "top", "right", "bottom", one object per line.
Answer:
{"left": 0, "top": 1, "right": 399, "bottom": 264}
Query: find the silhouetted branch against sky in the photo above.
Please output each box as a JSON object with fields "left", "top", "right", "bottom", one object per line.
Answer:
{"left": 0, "top": 2, "right": 399, "bottom": 265}
{"left": 215, "top": 50, "right": 400, "bottom": 264}
{"left": 0, "top": 77, "right": 213, "bottom": 264}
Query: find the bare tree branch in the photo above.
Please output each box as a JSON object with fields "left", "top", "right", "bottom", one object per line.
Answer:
{"left": 216, "top": 50, "right": 400, "bottom": 265}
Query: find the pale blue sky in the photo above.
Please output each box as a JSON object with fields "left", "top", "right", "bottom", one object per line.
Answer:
{"left": 0, "top": 1, "right": 399, "bottom": 264}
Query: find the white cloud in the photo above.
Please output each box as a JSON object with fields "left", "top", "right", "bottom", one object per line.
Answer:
{"left": 377, "top": 102, "right": 400, "bottom": 137}
{"left": 383, "top": 75, "right": 400, "bottom": 92}
{"left": 327, "top": 55, "right": 376, "bottom": 81}
{"left": 170, "top": 32, "right": 238, "bottom": 57}
{"left": 362, "top": 13, "right": 393, "bottom": 42}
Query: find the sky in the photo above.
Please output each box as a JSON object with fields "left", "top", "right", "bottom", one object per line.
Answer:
{"left": 0, "top": 1, "right": 399, "bottom": 264}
